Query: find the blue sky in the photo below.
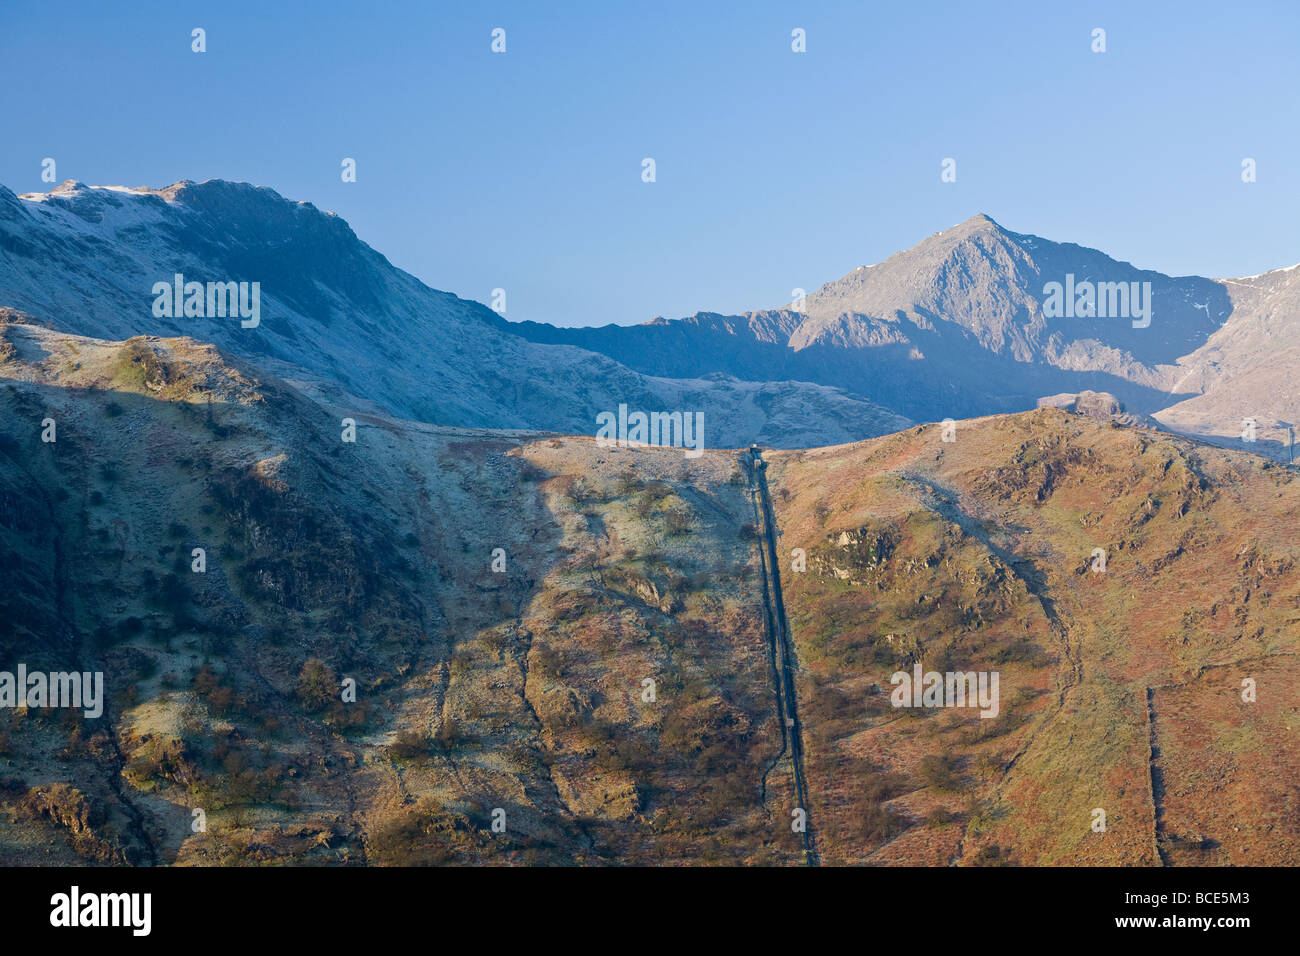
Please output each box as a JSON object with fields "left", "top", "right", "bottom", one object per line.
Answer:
{"left": 2, "top": 0, "right": 1297, "bottom": 327}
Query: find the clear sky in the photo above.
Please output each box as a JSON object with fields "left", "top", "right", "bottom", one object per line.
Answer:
{"left": 2, "top": 0, "right": 1297, "bottom": 327}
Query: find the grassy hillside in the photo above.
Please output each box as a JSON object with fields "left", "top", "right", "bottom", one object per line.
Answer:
{"left": 1, "top": 312, "right": 1296, "bottom": 866}
{"left": 0, "top": 315, "right": 796, "bottom": 865}
{"left": 768, "top": 411, "right": 1300, "bottom": 865}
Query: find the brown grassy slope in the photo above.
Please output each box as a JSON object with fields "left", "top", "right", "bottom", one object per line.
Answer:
{"left": 4, "top": 314, "right": 1296, "bottom": 866}
{"left": 766, "top": 409, "right": 1300, "bottom": 866}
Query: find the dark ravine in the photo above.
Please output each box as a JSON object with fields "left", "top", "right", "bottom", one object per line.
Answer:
{"left": 748, "top": 447, "right": 819, "bottom": 866}
{"left": 747, "top": 457, "right": 788, "bottom": 816}
{"left": 1145, "top": 687, "right": 1170, "bottom": 867}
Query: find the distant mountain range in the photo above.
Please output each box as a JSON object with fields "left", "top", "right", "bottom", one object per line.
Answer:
{"left": 3, "top": 179, "right": 1298, "bottom": 867}
{"left": 2, "top": 180, "right": 1296, "bottom": 456}
{"left": 509, "top": 213, "right": 1300, "bottom": 458}
{"left": 0, "top": 180, "right": 905, "bottom": 449}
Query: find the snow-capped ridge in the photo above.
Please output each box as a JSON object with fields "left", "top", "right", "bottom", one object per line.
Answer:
{"left": 1230, "top": 261, "right": 1300, "bottom": 281}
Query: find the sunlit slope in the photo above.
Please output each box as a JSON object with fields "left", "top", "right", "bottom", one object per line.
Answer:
{"left": 3, "top": 312, "right": 1296, "bottom": 866}
{"left": 767, "top": 409, "right": 1300, "bottom": 865}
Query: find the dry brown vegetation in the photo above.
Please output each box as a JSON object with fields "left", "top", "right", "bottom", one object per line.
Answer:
{"left": 769, "top": 410, "right": 1300, "bottom": 865}
{"left": 1, "top": 324, "right": 1297, "bottom": 866}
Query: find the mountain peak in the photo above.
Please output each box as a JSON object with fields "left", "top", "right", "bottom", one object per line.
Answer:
{"left": 947, "top": 212, "right": 1006, "bottom": 236}
{"left": 16, "top": 178, "right": 298, "bottom": 209}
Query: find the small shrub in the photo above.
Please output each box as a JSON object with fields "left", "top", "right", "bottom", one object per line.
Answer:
{"left": 389, "top": 730, "right": 430, "bottom": 762}
{"left": 297, "top": 658, "right": 338, "bottom": 711}
{"left": 664, "top": 508, "right": 691, "bottom": 536}
{"left": 919, "top": 754, "right": 964, "bottom": 792}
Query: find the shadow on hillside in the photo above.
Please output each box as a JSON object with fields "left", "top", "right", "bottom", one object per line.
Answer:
{"left": 0, "top": 374, "right": 572, "bottom": 865}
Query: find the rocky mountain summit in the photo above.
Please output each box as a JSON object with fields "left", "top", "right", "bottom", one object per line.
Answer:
{"left": 0, "top": 180, "right": 905, "bottom": 449}
{"left": 510, "top": 212, "right": 1300, "bottom": 457}
{"left": 2, "top": 179, "right": 1297, "bottom": 867}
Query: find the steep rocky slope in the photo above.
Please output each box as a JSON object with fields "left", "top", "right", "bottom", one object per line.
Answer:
{"left": 0, "top": 181, "right": 906, "bottom": 449}
{"left": 2, "top": 316, "right": 1296, "bottom": 866}
{"left": 512, "top": 215, "right": 1300, "bottom": 457}
{"left": 766, "top": 410, "right": 1300, "bottom": 864}
{"left": 10, "top": 179, "right": 1297, "bottom": 459}
{"left": 0, "top": 315, "right": 799, "bottom": 864}
{"left": 1154, "top": 264, "right": 1300, "bottom": 457}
